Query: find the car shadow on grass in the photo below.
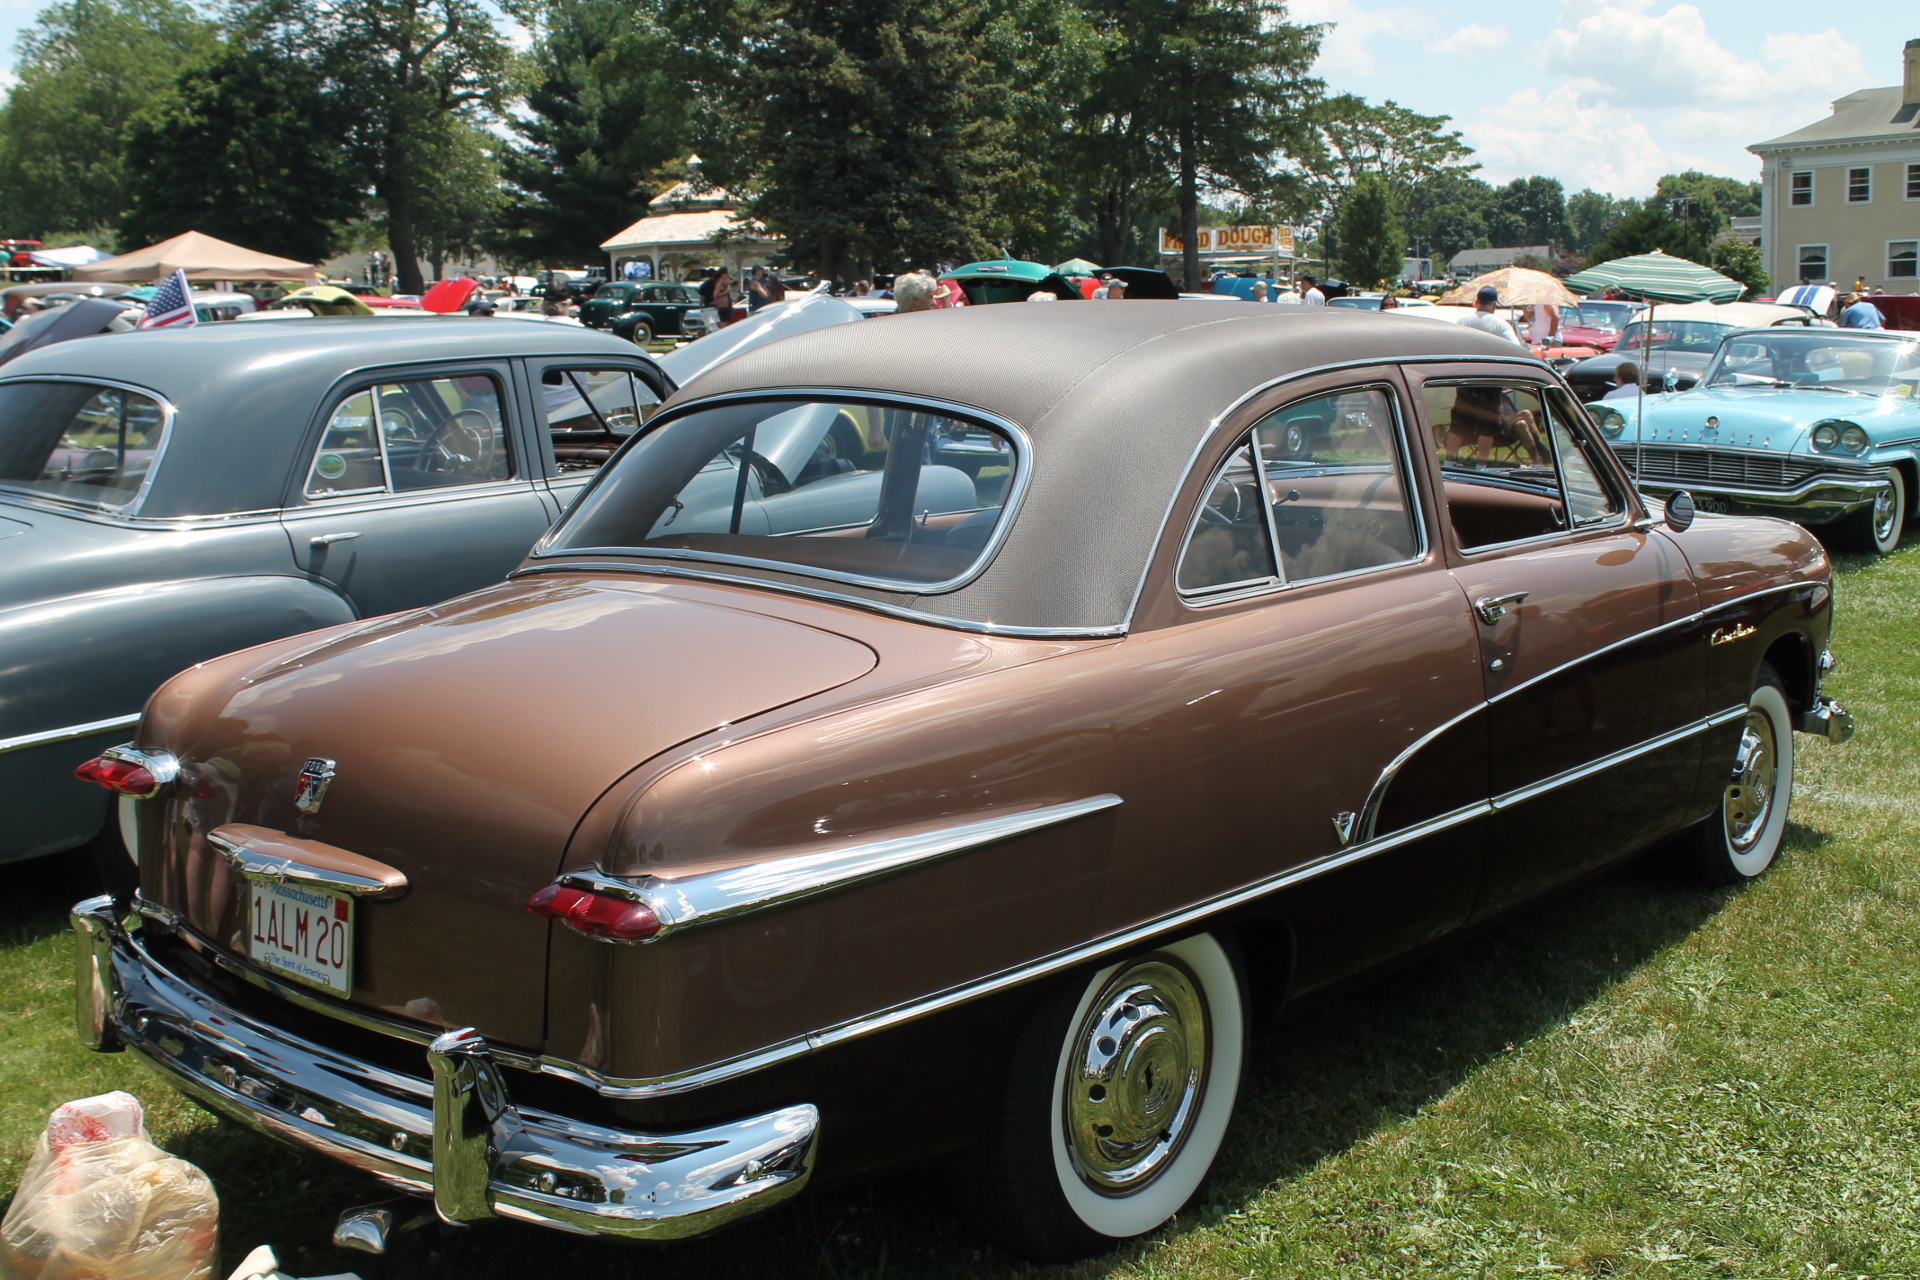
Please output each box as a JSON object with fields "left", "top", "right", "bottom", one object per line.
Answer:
{"left": 5, "top": 842, "right": 1754, "bottom": 1280}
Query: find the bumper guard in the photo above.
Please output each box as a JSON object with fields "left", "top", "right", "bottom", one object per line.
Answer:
{"left": 1794, "top": 694, "right": 1855, "bottom": 744}
{"left": 70, "top": 897, "right": 818, "bottom": 1240}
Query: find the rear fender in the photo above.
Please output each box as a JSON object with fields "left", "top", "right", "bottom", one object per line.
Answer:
{"left": 0, "top": 575, "right": 357, "bottom": 863}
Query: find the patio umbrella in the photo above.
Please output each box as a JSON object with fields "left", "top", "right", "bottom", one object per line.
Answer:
{"left": 1561, "top": 251, "right": 1744, "bottom": 487}
{"left": 1438, "top": 266, "right": 1577, "bottom": 309}
{"left": 1052, "top": 257, "right": 1101, "bottom": 276}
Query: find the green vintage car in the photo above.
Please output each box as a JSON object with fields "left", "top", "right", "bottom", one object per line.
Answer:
{"left": 579, "top": 281, "right": 712, "bottom": 344}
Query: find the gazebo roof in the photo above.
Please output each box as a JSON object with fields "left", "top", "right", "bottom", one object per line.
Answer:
{"left": 599, "top": 208, "right": 778, "bottom": 253}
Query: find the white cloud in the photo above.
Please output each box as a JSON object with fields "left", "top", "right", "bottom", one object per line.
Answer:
{"left": 1462, "top": 82, "right": 1727, "bottom": 194}
{"left": 1289, "top": 0, "right": 1429, "bottom": 79}
{"left": 1432, "top": 22, "right": 1509, "bottom": 58}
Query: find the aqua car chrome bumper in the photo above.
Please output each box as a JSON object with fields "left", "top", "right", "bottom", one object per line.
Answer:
{"left": 69, "top": 898, "right": 818, "bottom": 1239}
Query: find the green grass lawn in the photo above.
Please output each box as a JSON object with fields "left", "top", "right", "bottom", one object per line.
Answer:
{"left": 3, "top": 546, "right": 1916, "bottom": 1279}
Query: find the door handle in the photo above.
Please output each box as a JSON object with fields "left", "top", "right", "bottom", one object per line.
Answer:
{"left": 309, "top": 531, "right": 363, "bottom": 547}
{"left": 1474, "top": 591, "right": 1529, "bottom": 626}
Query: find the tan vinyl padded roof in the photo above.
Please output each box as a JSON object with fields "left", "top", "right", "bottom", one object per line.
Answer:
{"left": 656, "top": 302, "right": 1530, "bottom": 632}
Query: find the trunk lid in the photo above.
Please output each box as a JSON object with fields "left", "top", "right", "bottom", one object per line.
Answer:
{"left": 148, "top": 577, "right": 878, "bottom": 1049}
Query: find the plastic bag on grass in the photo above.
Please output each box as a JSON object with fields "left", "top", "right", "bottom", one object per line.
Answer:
{"left": 0, "top": 1091, "right": 218, "bottom": 1280}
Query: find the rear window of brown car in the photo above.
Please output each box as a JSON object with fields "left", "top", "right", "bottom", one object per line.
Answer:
{"left": 542, "top": 397, "right": 1021, "bottom": 590}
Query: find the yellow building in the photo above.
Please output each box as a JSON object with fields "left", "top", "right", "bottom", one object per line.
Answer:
{"left": 1750, "top": 38, "right": 1920, "bottom": 294}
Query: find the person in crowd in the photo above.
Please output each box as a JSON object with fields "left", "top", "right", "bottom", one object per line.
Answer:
{"left": 540, "top": 297, "right": 583, "bottom": 326}
{"left": 1840, "top": 292, "right": 1883, "bottom": 329}
{"left": 1105, "top": 280, "right": 1128, "bottom": 300}
{"left": 893, "top": 273, "right": 938, "bottom": 312}
{"left": 851, "top": 279, "right": 872, "bottom": 298}
{"left": 1026, "top": 291, "right": 1058, "bottom": 302}
{"left": 708, "top": 268, "right": 739, "bottom": 326}
{"left": 1250, "top": 280, "right": 1270, "bottom": 302}
{"left": 696, "top": 268, "right": 718, "bottom": 308}
{"left": 1462, "top": 285, "right": 1523, "bottom": 344}
{"left": 1603, "top": 361, "right": 1642, "bottom": 400}
{"left": 1299, "top": 275, "right": 1326, "bottom": 306}
{"left": 1527, "top": 300, "right": 1560, "bottom": 345}
{"left": 1272, "top": 280, "right": 1302, "bottom": 304}
{"left": 1853, "top": 275, "right": 1868, "bottom": 295}
{"left": 1380, "top": 293, "right": 1399, "bottom": 310}
{"left": 746, "top": 266, "right": 773, "bottom": 312}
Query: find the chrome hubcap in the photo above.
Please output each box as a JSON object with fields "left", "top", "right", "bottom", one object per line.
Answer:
{"left": 1873, "top": 484, "right": 1898, "bottom": 542}
{"left": 1725, "top": 710, "right": 1777, "bottom": 853}
{"left": 1063, "top": 959, "right": 1208, "bottom": 1194}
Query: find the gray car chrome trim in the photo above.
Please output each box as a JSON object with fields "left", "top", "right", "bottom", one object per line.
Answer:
{"left": 0, "top": 375, "right": 180, "bottom": 519}
{"left": 1624, "top": 474, "right": 1890, "bottom": 504}
{"left": 0, "top": 711, "right": 142, "bottom": 756}
{"left": 1490, "top": 705, "right": 1748, "bottom": 812}
{"left": 528, "top": 388, "right": 1034, "bottom": 599}
{"left": 1358, "top": 579, "right": 1811, "bottom": 839}
{"left": 510, "top": 560, "right": 1129, "bottom": 638}
{"left": 558, "top": 795, "right": 1123, "bottom": 943}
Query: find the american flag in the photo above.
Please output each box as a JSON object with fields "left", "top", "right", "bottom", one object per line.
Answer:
{"left": 137, "top": 268, "right": 197, "bottom": 329}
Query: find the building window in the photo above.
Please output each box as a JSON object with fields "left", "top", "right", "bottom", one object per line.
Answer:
{"left": 1790, "top": 171, "right": 1813, "bottom": 206}
{"left": 1797, "top": 245, "right": 1829, "bottom": 284}
{"left": 1847, "top": 167, "right": 1871, "bottom": 203}
{"left": 1907, "top": 163, "right": 1920, "bottom": 200}
{"left": 1892, "top": 241, "right": 1919, "bottom": 281}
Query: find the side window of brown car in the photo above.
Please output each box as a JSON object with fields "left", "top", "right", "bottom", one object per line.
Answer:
{"left": 1424, "top": 382, "right": 1623, "bottom": 549}
{"left": 1178, "top": 386, "right": 1421, "bottom": 597}
{"left": 305, "top": 374, "right": 513, "bottom": 499}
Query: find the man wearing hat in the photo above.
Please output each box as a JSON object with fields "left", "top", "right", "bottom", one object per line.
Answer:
{"left": 1840, "top": 292, "right": 1883, "bottom": 329}
{"left": 1462, "top": 285, "right": 1523, "bottom": 344}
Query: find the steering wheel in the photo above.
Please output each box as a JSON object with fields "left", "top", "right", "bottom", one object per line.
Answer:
{"left": 723, "top": 443, "right": 790, "bottom": 496}
{"left": 418, "top": 409, "right": 497, "bottom": 477}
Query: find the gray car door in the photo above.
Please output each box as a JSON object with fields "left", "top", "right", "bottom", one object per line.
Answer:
{"left": 280, "top": 364, "right": 553, "bottom": 618}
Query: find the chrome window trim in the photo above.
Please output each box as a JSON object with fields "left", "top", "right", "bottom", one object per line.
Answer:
{"left": 528, "top": 388, "right": 1033, "bottom": 599}
{"left": 1356, "top": 579, "right": 1810, "bottom": 840}
{"left": 0, "top": 375, "right": 179, "bottom": 518}
{"left": 556, "top": 795, "right": 1122, "bottom": 943}
{"left": 507, "top": 560, "right": 1127, "bottom": 638}
{"left": 299, "top": 371, "right": 520, "bottom": 504}
{"left": 0, "top": 711, "right": 141, "bottom": 756}
{"left": 1176, "top": 381, "right": 1428, "bottom": 606}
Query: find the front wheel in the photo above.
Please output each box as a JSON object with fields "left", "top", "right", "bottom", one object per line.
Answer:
{"left": 626, "top": 320, "right": 653, "bottom": 347}
{"left": 961, "top": 933, "right": 1245, "bottom": 1262}
{"left": 1840, "top": 467, "right": 1905, "bottom": 556}
{"left": 1682, "top": 665, "right": 1794, "bottom": 884}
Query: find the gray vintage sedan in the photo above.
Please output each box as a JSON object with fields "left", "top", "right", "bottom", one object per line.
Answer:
{"left": 0, "top": 319, "right": 671, "bottom": 870}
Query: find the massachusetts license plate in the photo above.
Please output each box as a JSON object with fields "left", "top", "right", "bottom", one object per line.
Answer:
{"left": 249, "top": 881, "right": 353, "bottom": 995}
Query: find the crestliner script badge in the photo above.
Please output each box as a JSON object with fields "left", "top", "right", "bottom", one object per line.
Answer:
{"left": 294, "top": 758, "right": 337, "bottom": 814}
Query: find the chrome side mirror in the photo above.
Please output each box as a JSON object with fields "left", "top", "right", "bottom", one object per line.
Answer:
{"left": 1664, "top": 490, "right": 1696, "bottom": 532}
{"left": 1662, "top": 368, "right": 1678, "bottom": 393}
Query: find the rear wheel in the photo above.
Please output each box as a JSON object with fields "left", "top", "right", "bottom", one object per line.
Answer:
{"left": 1681, "top": 665, "right": 1794, "bottom": 884}
{"left": 961, "top": 933, "right": 1244, "bottom": 1262}
{"left": 626, "top": 320, "right": 654, "bottom": 347}
{"left": 1839, "top": 467, "right": 1904, "bottom": 555}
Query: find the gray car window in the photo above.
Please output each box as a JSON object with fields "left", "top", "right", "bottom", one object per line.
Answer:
{"left": 305, "top": 374, "right": 512, "bottom": 500}
{"left": 0, "top": 380, "right": 168, "bottom": 510}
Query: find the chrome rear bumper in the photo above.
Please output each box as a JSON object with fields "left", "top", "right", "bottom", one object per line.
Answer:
{"left": 71, "top": 898, "right": 817, "bottom": 1240}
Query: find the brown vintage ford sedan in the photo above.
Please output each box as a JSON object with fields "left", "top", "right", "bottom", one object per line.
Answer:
{"left": 72, "top": 305, "right": 1853, "bottom": 1261}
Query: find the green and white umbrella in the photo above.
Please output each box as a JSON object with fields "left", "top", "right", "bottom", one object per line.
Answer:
{"left": 1564, "top": 251, "right": 1744, "bottom": 488}
{"left": 1564, "top": 249, "right": 1742, "bottom": 303}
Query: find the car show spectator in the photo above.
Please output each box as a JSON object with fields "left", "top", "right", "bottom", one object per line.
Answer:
{"left": 1462, "top": 285, "right": 1523, "bottom": 344}
{"left": 1840, "top": 293, "right": 1883, "bottom": 329}
{"left": 539, "top": 297, "right": 583, "bottom": 325}
{"left": 1250, "top": 280, "right": 1270, "bottom": 302}
{"left": 1300, "top": 275, "right": 1326, "bottom": 306}
{"left": 1026, "top": 291, "right": 1059, "bottom": 302}
{"left": 1603, "top": 361, "right": 1642, "bottom": 399}
{"left": 1527, "top": 302, "right": 1559, "bottom": 344}
{"left": 747, "top": 266, "right": 775, "bottom": 312}
{"left": 893, "top": 272, "right": 938, "bottom": 312}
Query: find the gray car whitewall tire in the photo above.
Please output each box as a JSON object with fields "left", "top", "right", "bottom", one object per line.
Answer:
{"left": 1687, "top": 666, "right": 1794, "bottom": 884}
{"left": 963, "top": 932, "right": 1245, "bottom": 1261}
{"left": 1844, "top": 466, "right": 1905, "bottom": 556}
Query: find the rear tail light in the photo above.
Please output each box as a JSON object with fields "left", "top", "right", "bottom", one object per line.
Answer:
{"left": 74, "top": 746, "right": 178, "bottom": 799}
{"left": 527, "top": 882, "right": 661, "bottom": 942}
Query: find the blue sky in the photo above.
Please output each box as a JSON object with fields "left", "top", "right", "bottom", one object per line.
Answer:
{"left": 1292, "top": 0, "right": 1913, "bottom": 196}
{"left": 0, "top": 0, "right": 1910, "bottom": 200}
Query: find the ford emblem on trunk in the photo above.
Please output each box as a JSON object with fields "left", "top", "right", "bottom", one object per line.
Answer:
{"left": 295, "top": 758, "right": 337, "bottom": 814}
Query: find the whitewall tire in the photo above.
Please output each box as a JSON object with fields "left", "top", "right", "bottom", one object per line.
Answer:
{"left": 1689, "top": 666, "right": 1794, "bottom": 884}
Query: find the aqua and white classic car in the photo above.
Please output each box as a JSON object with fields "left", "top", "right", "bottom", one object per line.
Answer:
{"left": 1596, "top": 327, "right": 1920, "bottom": 554}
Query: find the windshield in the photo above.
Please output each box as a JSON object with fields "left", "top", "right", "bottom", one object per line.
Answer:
{"left": 543, "top": 398, "right": 1019, "bottom": 589}
{"left": 1706, "top": 332, "right": 1920, "bottom": 393}
{"left": 591, "top": 283, "right": 634, "bottom": 299}
{"left": 1561, "top": 304, "right": 1630, "bottom": 331}
{"left": 0, "top": 380, "right": 169, "bottom": 509}
{"left": 1615, "top": 319, "right": 1730, "bottom": 352}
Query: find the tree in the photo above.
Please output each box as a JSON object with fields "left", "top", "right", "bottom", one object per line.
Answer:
{"left": 413, "top": 116, "right": 507, "bottom": 279}
{"left": 121, "top": 45, "right": 363, "bottom": 263}
{"left": 686, "top": 0, "right": 1016, "bottom": 278}
{"left": 1296, "top": 93, "right": 1474, "bottom": 277}
{"left": 1708, "top": 238, "right": 1767, "bottom": 299}
{"left": 1586, "top": 204, "right": 1715, "bottom": 267}
{"left": 1490, "top": 175, "right": 1568, "bottom": 249}
{"left": 1335, "top": 172, "right": 1401, "bottom": 288}
{"left": 0, "top": 0, "right": 218, "bottom": 237}
{"left": 495, "top": 0, "right": 692, "bottom": 265}
{"left": 1566, "top": 188, "right": 1638, "bottom": 256}
{"left": 1654, "top": 170, "right": 1758, "bottom": 219}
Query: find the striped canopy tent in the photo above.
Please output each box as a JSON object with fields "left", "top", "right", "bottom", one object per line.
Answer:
{"left": 1564, "top": 250, "right": 1742, "bottom": 304}
{"left": 1564, "top": 252, "right": 1743, "bottom": 482}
